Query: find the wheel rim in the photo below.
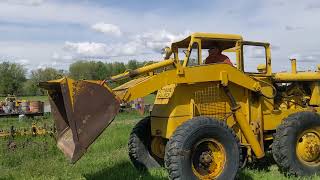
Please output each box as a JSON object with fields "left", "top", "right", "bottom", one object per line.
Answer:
{"left": 296, "top": 128, "right": 320, "bottom": 166}
{"left": 191, "top": 138, "right": 226, "bottom": 179}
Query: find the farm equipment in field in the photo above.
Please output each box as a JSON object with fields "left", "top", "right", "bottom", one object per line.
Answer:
{"left": 0, "top": 123, "right": 56, "bottom": 138}
{"left": 0, "top": 123, "right": 56, "bottom": 152}
{"left": 40, "top": 33, "right": 320, "bottom": 179}
{"left": 0, "top": 96, "right": 44, "bottom": 118}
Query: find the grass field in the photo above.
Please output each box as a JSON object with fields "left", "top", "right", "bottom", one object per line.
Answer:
{"left": 0, "top": 112, "right": 319, "bottom": 179}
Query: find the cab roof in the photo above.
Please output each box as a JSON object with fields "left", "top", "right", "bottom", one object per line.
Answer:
{"left": 172, "top": 32, "right": 243, "bottom": 49}
{"left": 192, "top": 32, "right": 242, "bottom": 40}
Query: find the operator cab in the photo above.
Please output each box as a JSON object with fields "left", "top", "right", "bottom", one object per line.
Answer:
{"left": 169, "top": 32, "right": 272, "bottom": 76}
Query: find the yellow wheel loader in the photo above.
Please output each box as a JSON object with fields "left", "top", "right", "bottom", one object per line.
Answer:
{"left": 40, "top": 33, "right": 320, "bottom": 179}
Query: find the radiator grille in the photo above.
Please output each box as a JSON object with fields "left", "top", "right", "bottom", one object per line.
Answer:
{"left": 194, "top": 85, "right": 227, "bottom": 120}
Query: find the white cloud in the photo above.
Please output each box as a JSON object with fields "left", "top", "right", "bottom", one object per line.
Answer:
{"left": 0, "top": 1, "right": 132, "bottom": 26}
{"left": 117, "top": 41, "right": 144, "bottom": 56}
{"left": 0, "top": 41, "right": 67, "bottom": 71}
{"left": 63, "top": 41, "right": 109, "bottom": 57}
{"left": 14, "top": 58, "right": 30, "bottom": 65}
{"left": 52, "top": 52, "right": 59, "bottom": 59}
{"left": 134, "top": 30, "right": 190, "bottom": 52}
{"left": 91, "top": 22, "right": 122, "bottom": 36}
{"left": 62, "top": 30, "right": 190, "bottom": 58}
{"left": 285, "top": 25, "right": 303, "bottom": 31}
{"left": 289, "top": 53, "right": 320, "bottom": 63}
{"left": 3, "top": 0, "right": 44, "bottom": 6}
{"left": 51, "top": 52, "right": 73, "bottom": 62}
{"left": 62, "top": 41, "right": 141, "bottom": 58}
{"left": 0, "top": 56, "right": 30, "bottom": 66}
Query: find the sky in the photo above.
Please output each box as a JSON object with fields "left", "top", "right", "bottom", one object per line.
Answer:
{"left": 0, "top": 0, "right": 319, "bottom": 73}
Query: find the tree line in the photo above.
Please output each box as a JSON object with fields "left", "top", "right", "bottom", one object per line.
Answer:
{"left": 0, "top": 60, "right": 152, "bottom": 96}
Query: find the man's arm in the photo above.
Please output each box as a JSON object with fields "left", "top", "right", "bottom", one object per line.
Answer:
{"left": 222, "top": 55, "right": 233, "bottom": 66}
{"left": 204, "top": 56, "right": 212, "bottom": 64}
{"left": 224, "top": 58, "right": 233, "bottom": 66}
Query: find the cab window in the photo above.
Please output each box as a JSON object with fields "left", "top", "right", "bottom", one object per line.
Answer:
{"left": 243, "top": 45, "right": 267, "bottom": 73}
{"left": 187, "top": 43, "right": 199, "bottom": 66}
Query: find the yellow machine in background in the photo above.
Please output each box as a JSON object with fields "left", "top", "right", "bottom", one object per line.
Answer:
{"left": 40, "top": 33, "right": 320, "bottom": 179}
{"left": 0, "top": 95, "right": 44, "bottom": 117}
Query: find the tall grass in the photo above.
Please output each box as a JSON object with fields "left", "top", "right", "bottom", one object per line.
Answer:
{"left": 0, "top": 112, "right": 319, "bottom": 179}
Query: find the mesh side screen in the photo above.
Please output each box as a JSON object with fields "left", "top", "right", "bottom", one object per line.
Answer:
{"left": 194, "top": 85, "right": 227, "bottom": 120}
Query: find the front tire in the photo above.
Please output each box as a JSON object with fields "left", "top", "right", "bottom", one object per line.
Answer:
{"left": 128, "top": 117, "right": 161, "bottom": 171}
{"left": 164, "top": 116, "right": 241, "bottom": 180}
{"left": 272, "top": 112, "right": 320, "bottom": 176}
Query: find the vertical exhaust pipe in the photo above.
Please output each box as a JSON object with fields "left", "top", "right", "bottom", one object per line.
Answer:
{"left": 290, "top": 58, "right": 297, "bottom": 74}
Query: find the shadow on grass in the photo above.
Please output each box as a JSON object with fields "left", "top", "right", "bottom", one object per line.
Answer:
{"left": 246, "top": 153, "right": 276, "bottom": 171}
{"left": 84, "top": 161, "right": 166, "bottom": 180}
{"left": 84, "top": 153, "right": 280, "bottom": 180}
{"left": 238, "top": 171, "right": 254, "bottom": 180}
{"left": 238, "top": 153, "right": 276, "bottom": 180}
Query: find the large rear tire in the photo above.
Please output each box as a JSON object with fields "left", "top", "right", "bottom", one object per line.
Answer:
{"left": 272, "top": 112, "right": 320, "bottom": 176}
{"left": 164, "top": 116, "right": 241, "bottom": 180}
{"left": 128, "top": 117, "right": 161, "bottom": 171}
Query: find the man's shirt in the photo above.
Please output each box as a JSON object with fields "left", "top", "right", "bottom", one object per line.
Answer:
{"left": 205, "top": 54, "right": 233, "bottom": 66}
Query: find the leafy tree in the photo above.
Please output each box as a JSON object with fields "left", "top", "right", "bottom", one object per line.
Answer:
{"left": 0, "top": 60, "right": 158, "bottom": 96}
{"left": 69, "top": 60, "right": 129, "bottom": 80}
{"left": 93, "top": 61, "right": 108, "bottom": 80}
{"left": 69, "top": 61, "right": 109, "bottom": 80}
{"left": 127, "top": 60, "right": 139, "bottom": 70}
{"left": 111, "top": 62, "right": 126, "bottom": 75}
{"left": 0, "top": 62, "right": 26, "bottom": 96}
{"left": 24, "top": 67, "right": 64, "bottom": 95}
{"left": 68, "top": 60, "right": 157, "bottom": 84}
{"left": 69, "top": 61, "right": 93, "bottom": 80}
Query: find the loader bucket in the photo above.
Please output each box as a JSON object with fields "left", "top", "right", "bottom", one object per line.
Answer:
{"left": 39, "top": 78, "right": 120, "bottom": 163}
